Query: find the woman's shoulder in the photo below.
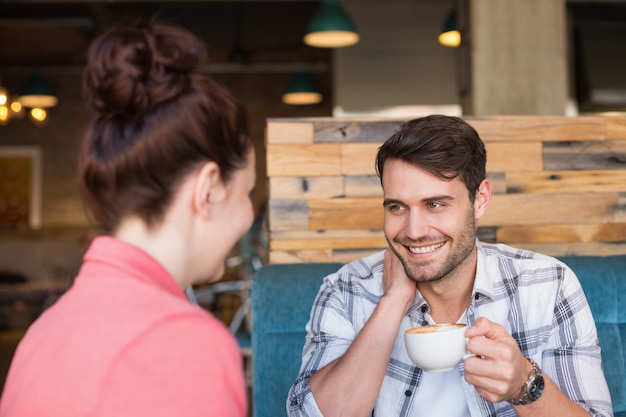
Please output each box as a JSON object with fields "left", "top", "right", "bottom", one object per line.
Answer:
{"left": 122, "top": 304, "right": 241, "bottom": 362}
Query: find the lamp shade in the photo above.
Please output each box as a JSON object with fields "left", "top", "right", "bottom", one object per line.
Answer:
{"left": 438, "top": 10, "right": 461, "bottom": 48}
{"left": 18, "top": 73, "right": 58, "bottom": 108}
{"left": 282, "top": 72, "right": 323, "bottom": 105}
{"left": 304, "top": 0, "right": 359, "bottom": 48}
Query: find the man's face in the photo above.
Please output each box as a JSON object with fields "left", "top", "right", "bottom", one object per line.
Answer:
{"left": 382, "top": 159, "right": 488, "bottom": 284}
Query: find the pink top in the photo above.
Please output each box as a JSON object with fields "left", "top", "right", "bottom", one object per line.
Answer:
{"left": 0, "top": 236, "right": 247, "bottom": 417}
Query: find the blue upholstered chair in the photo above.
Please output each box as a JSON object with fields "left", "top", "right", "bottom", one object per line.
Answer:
{"left": 251, "top": 257, "right": 626, "bottom": 417}
{"left": 251, "top": 262, "right": 342, "bottom": 417}
{"left": 560, "top": 255, "right": 626, "bottom": 417}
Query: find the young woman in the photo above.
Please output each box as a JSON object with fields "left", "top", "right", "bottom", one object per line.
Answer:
{"left": 0, "top": 21, "right": 254, "bottom": 417}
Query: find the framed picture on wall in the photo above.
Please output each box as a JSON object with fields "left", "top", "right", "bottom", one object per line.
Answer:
{"left": 0, "top": 146, "right": 42, "bottom": 229}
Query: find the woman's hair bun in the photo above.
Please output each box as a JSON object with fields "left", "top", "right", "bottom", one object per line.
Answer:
{"left": 83, "top": 21, "right": 208, "bottom": 119}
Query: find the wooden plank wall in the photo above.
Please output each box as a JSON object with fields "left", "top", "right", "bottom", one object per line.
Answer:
{"left": 266, "top": 116, "right": 626, "bottom": 264}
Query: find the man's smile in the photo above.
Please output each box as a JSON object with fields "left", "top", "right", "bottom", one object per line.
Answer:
{"left": 407, "top": 241, "right": 446, "bottom": 254}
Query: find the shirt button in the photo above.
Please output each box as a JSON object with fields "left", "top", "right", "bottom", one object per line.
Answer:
{"left": 405, "top": 390, "right": 412, "bottom": 396}
{"left": 420, "top": 305, "right": 427, "bottom": 313}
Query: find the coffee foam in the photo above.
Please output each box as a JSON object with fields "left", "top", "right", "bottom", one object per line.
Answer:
{"left": 405, "top": 323, "right": 466, "bottom": 334}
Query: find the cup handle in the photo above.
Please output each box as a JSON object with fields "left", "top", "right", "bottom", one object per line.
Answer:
{"left": 463, "top": 338, "right": 474, "bottom": 361}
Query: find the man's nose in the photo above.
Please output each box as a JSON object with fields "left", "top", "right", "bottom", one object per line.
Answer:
{"left": 405, "top": 209, "right": 429, "bottom": 240}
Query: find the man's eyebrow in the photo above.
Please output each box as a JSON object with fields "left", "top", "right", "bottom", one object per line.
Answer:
{"left": 382, "top": 195, "right": 455, "bottom": 207}
{"left": 382, "top": 198, "right": 403, "bottom": 207}
{"left": 425, "top": 195, "right": 455, "bottom": 202}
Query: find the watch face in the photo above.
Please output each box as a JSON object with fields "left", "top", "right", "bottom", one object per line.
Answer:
{"left": 529, "top": 375, "right": 545, "bottom": 400}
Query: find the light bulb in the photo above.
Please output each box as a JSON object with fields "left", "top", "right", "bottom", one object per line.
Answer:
{"left": 29, "top": 107, "right": 47, "bottom": 123}
{"left": 0, "top": 88, "right": 7, "bottom": 106}
{"left": 0, "top": 106, "right": 9, "bottom": 124}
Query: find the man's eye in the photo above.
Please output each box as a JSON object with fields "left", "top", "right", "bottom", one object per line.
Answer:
{"left": 428, "top": 202, "right": 442, "bottom": 209}
{"left": 389, "top": 204, "right": 402, "bottom": 212}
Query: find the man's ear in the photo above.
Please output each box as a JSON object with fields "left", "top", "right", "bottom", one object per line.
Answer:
{"left": 474, "top": 179, "right": 491, "bottom": 221}
{"left": 193, "top": 161, "right": 225, "bottom": 220}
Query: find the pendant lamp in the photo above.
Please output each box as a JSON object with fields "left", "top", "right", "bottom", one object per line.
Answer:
{"left": 282, "top": 72, "right": 323, "bottom": 105}
{"left": 304, "top": 0, "right": 359, "bottom": 48}
{"left": 438, "top": 10, "right": 461, "bottom": 48}
{"left": 18, "top": 73, "right": 58, "bottom": 109}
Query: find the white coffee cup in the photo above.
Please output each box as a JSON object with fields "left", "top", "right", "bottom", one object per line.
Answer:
{"left": 404, "top": 323, "right": 469, "bottom": 372}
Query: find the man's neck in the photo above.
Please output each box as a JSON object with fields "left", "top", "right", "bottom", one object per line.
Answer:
{"left": 417, "top": 249, "right": 477, "bottom": 324}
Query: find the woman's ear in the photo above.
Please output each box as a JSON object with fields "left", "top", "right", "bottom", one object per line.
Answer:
{"left": 193, "top": 161, "right": 225, "bottom": 220}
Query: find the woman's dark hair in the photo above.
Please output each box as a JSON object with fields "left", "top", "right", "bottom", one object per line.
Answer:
{"left": 79, "top": 20, "right": 251, "bottom": 233}
{"left": 375, "top": 115, "right": 486, "bottom": 201}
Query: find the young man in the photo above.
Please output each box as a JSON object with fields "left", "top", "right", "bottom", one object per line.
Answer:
{"left": 287, "top": 115, "right": 613, "bottom": 417}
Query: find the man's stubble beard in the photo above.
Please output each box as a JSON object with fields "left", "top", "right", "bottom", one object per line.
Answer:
{"left": 386, "top": 207, "right": 477, "bottom": 284}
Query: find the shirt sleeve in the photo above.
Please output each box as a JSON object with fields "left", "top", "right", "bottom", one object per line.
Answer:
{"left": 97, "top": 313, "right": 247, "bottom": 417}
{"left": 542, "top": 265, "right": 613, "bottom": 417}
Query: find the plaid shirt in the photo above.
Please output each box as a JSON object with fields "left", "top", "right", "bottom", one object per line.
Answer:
{"left": 287, "top": 241, "right": 613, "bottom": 417}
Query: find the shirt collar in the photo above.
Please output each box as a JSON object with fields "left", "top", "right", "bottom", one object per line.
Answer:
{"left": 78, "top": 236, "right": 186, "bottom": 300}
{"left": 474, "top": 240, "right": 496, "bottom": 301}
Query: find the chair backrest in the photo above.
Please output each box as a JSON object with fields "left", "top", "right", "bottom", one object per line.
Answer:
{"left": 251, "top": 262, "right": 342, "bottom": 417}
{"left": 251, "top": 258, "right": 626, "bottom": 417}
{"left": 559, "top": 255, "right": 626, "bottom": 417}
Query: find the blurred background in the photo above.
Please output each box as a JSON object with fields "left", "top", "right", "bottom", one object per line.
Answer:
{"left": 0, "top": 0, "right": 625, "bottom": 394}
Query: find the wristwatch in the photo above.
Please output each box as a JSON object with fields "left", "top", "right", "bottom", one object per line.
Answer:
{"left": 508, "top": 357, "right": 545, "bottom": 406}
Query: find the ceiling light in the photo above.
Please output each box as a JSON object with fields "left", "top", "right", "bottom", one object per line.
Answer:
{"left": 29, "top": 107, "right": 48, "bottom": 123}
{"left": 10, "top": 101, "right": 22, "bottom": 113}
{"left": 0, "top": 105, "right": 9, "bottom": 125}
{"left": 438, "top": 10, "right": 461, "bottom": 48}
{"left": 304, "top": 0, "right": 359, "bottom": 48}
{"left": 0, "top": 79, "right": 8, "bottom": 106}
{"left": 18, "top": 73, "right": 58, "bottom": 109}
{"left": 0, "top": 80, "right": 20, "bottom": 124}
{"left": 282, "top": 72, "right": 323, "bottom": 105}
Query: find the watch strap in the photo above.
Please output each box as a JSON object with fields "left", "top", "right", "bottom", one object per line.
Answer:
{"left": 508, "top": 357, "right": 544, "bottom": 406}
